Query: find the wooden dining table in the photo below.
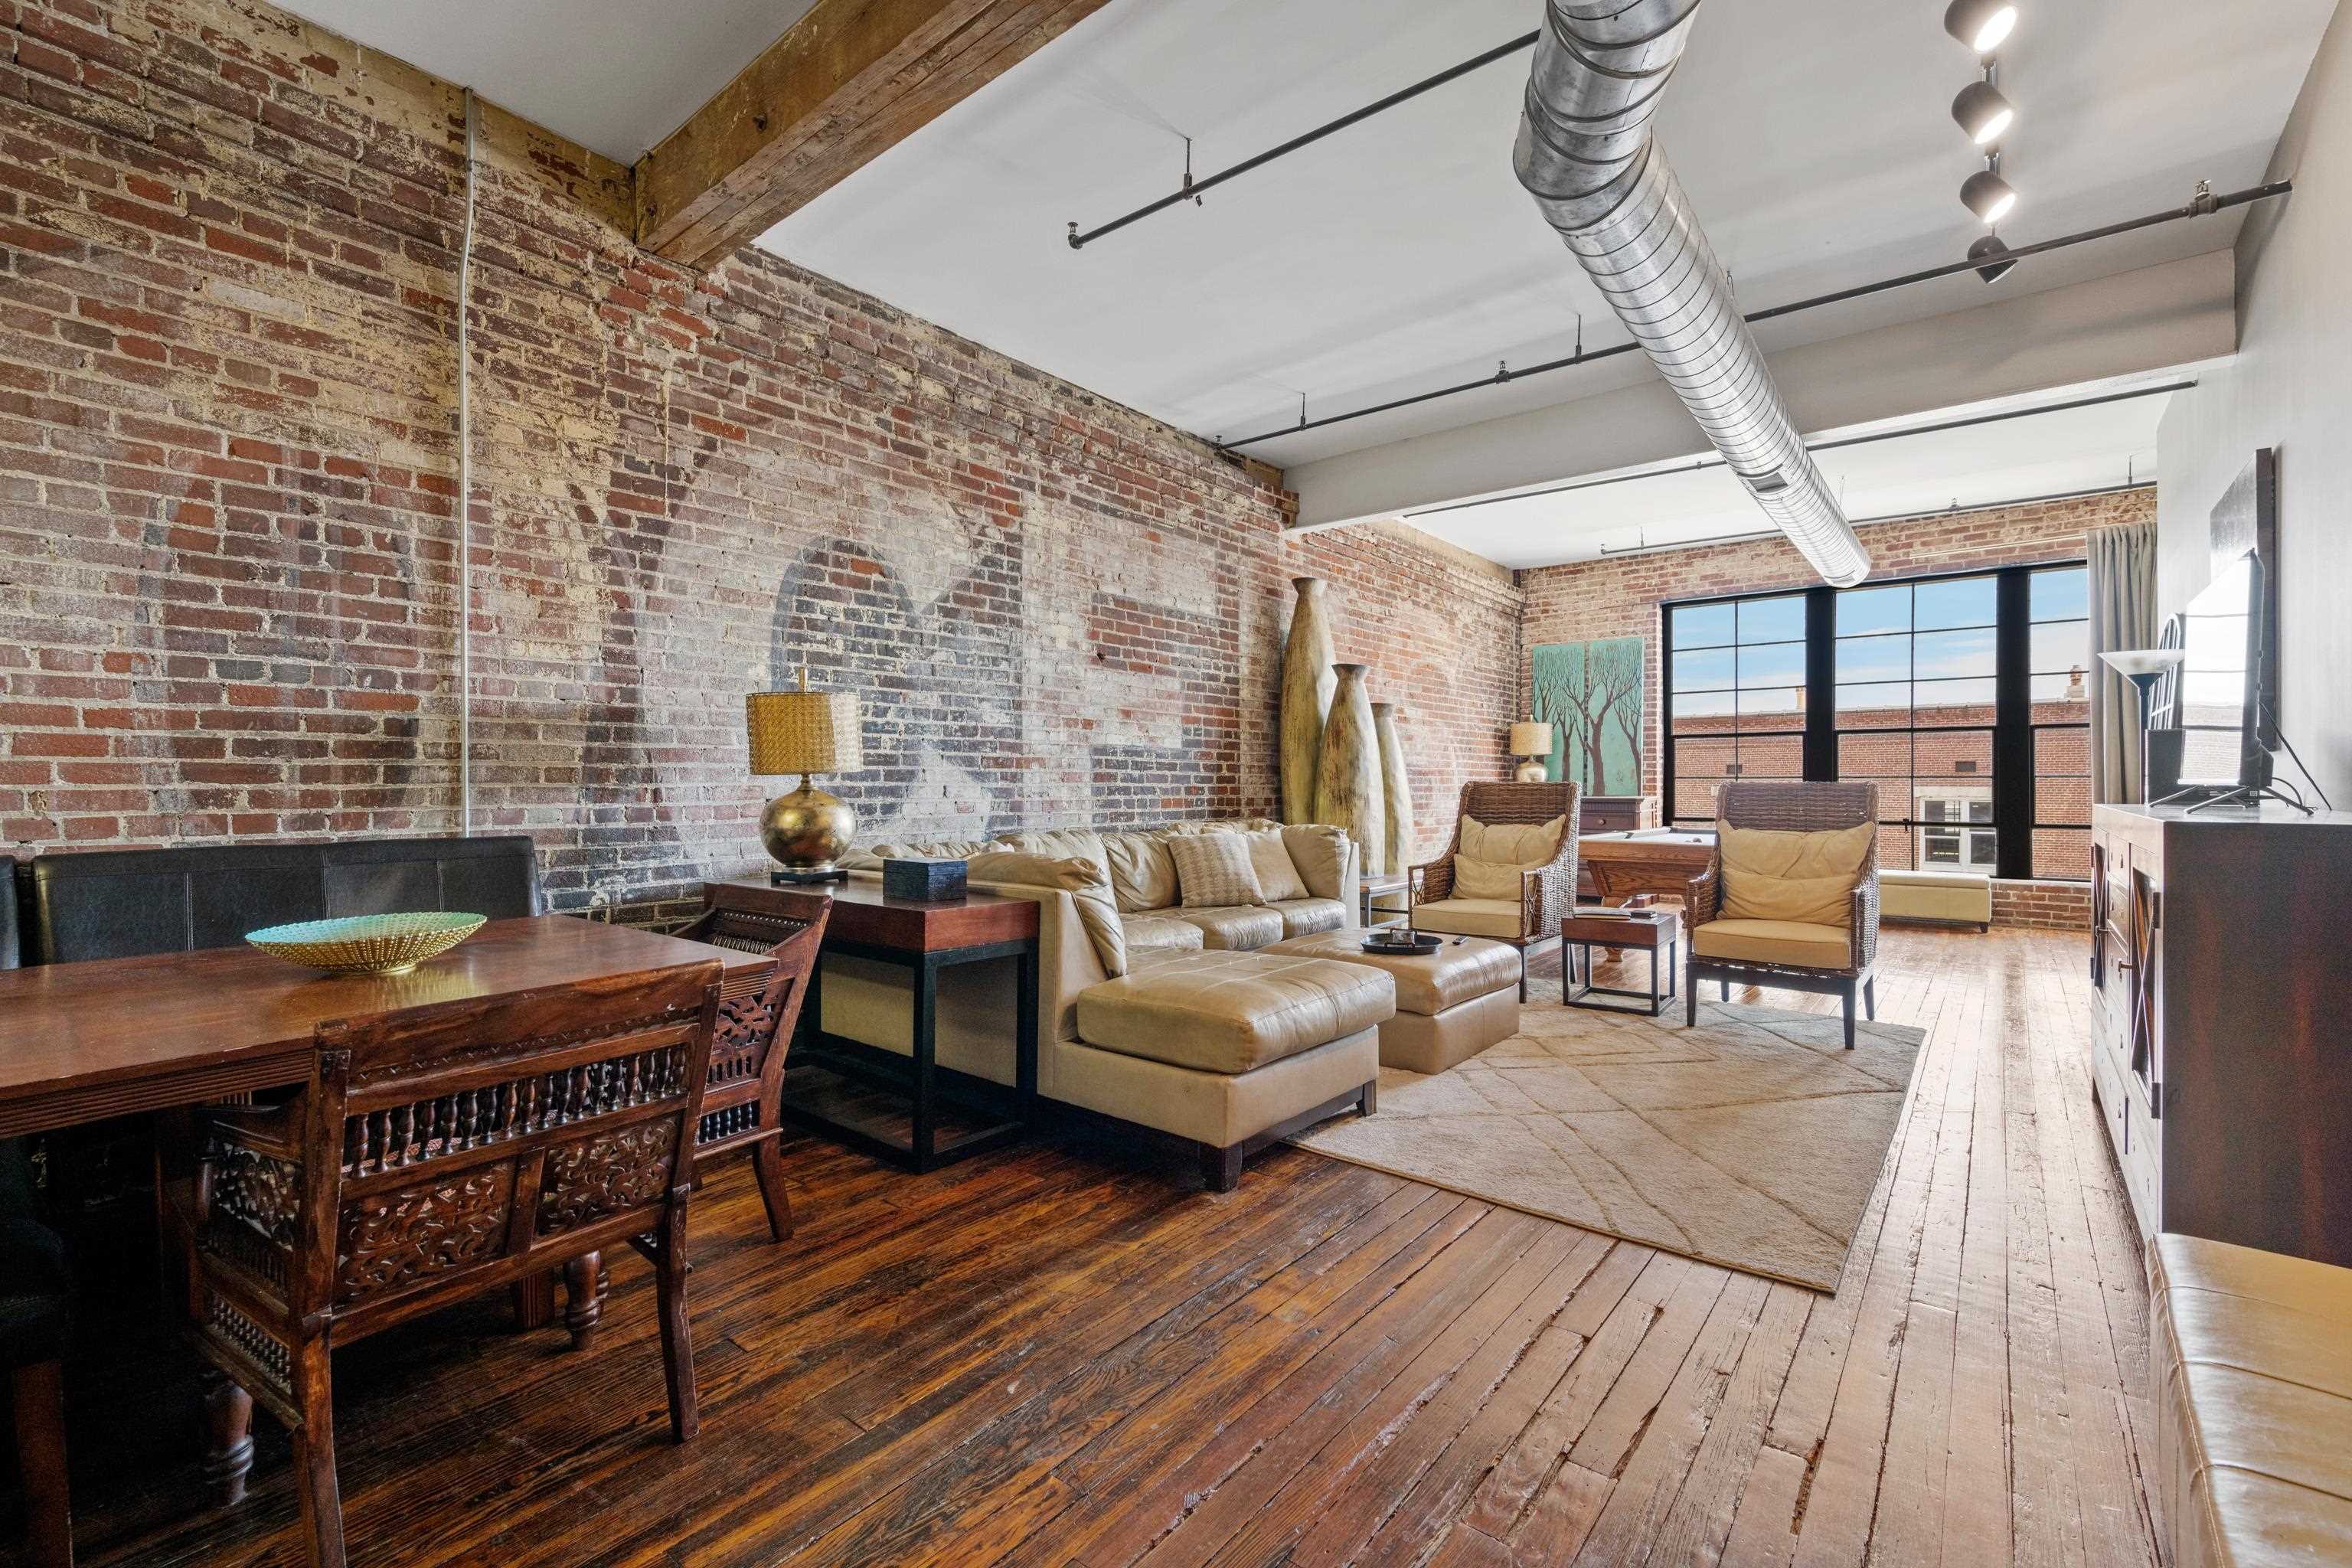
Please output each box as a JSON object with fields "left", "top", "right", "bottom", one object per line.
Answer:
{"left": 0, "top": 913, "right": 773, "bottom": 1140}
{"left": 0, "top": 913, "right": 775, "bottom": 1332}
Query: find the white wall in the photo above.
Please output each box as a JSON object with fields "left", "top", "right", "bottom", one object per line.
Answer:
{"left": 2156, "top": 0, "right": 2352, "bottom": 808}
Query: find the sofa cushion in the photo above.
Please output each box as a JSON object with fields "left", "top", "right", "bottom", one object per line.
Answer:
{"left": 1076, "top": 949, "right": 1396, "bottom": 1076}
{"left": 1279, "top": 824, "right": 1352, "bottom": 902}
{"left": 1269, "top": 897, "right": 1348, "bottom": 938}
{"left": 1121, "top": 913, "right": 1207, "bottom": 955}
{"left": 1001, "top": 829, "right": 1111, "bottom": 883}
{"left": 1691, "top": 917, "right": 1851, "bottom": 970}
{"left": 1103, "top": 832, "right": 1180, "bottom": 914}
{"left": 2151, "top": 1234, "right": 2352, "bottom": 1568}
{"left": 1168, "top": 831, "right": 1265, "bottom": 910}
{"left": 1172, "top": 904, "right": 1285, "bottom": 950}
{"left": 1719, "top": 821, "right": 1872, "bottom": 926}
{"left": 1264, "top": 931, "right": 1521, "bottom": 1016}
{"left": 1242, "top": 828, "right": 1307, "bottom": 902}
{"left": 967, "top": 851, "right": 1125, "bottom": 976}
{"left": 1408, "top": 897, "right": 1524, "bottom": 940}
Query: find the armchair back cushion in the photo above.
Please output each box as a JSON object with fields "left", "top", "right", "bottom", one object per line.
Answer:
{"left": 1719, "top": 821, "right": 1875, "bottom": 926}
{"left": 1453, "top": 812, "right": 1568, "bottom": 900}
{"left": 1168, "top": 831, "right": 1265, "bottom": 910}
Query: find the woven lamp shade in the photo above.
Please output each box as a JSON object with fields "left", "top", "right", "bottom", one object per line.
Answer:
{"left": 1508, "top": 721, "right": 1553, "bottom": 756}
{"left": 746, "top": 688, "right": 864, "bottom": 776}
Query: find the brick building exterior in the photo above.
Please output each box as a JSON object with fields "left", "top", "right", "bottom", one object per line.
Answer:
{"left": 0, "top": 0, "right": 1518, "bottom": 916}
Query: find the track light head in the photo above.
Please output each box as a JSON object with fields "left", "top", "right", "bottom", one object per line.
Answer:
{"left": 1951, "top": 80, "right": 2015, "bottom": 146}
{"left": 1943, "top": 0, "right": 2017, "bottom": 54}
{"left": 1962, "top": 168, "right": 2018, "bottom": 224}
{"left": 1968, "top": 233, "right": 2018, "bottom": 283}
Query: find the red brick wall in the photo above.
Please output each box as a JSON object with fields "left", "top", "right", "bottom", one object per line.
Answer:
{"left": 0, "top": 0, "right": 1520, "bottom": 911}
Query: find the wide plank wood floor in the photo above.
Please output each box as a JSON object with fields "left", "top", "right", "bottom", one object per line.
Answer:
{"left": 28, "top": 925, "right": 2157, "bottom": 1567}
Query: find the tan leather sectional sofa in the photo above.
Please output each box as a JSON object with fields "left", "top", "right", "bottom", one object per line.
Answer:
{"left": 833, "top": 818, "right": 1392, "bottom": 1187}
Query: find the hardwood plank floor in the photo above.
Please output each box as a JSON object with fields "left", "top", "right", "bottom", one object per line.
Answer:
{"left": 26, "top": 926, "right": 2155, "bottom": 1568}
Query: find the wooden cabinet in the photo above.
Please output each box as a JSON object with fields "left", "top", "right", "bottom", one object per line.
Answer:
{"left": 2088, "top": 805, "right": 2352, "bottom": 1268}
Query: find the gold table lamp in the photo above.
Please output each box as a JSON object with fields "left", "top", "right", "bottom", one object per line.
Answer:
{"left": 746, "top": 671, "right": 864, "bottom": 884}
{"left": 1509, "top": 721, "right": 1553, "bottom": 784}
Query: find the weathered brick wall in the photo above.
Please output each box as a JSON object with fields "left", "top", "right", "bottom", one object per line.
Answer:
{"left": 0, "top": 0, "right": 1521, "bottom": 910}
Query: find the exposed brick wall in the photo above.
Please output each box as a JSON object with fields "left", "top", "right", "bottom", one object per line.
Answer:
{"left": 0, "top": 0, "right": 1520, "bottom": 910}
{"left": 1990, "top": 877, "right": 2092, "bottom": 932}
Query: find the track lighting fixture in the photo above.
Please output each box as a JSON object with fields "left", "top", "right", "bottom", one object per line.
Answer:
{"left": 1952, "top": 78, "right": 2014, "bottom": 146}
{"left": 1943, "top": 0, "right": 2017, "bottom": 55}
{"left": 1968, "top": 233, "right": 2017, "bottom": 283}
{"left": 1962, "top": 169, "right": 2017, "bottom": 224}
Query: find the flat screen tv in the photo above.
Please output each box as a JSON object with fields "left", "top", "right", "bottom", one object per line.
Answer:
{"left": 2173, "top": 548, "right": 2270, "bottom": 789}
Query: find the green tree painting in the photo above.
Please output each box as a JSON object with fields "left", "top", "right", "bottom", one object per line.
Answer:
{"left": 1530, "top": 638, "right": 1644, "bottom": 795}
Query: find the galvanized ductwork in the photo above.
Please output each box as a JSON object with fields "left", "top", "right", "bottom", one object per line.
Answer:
{"left": 1514, "top": 0, "right": 1871, "bottom": 586}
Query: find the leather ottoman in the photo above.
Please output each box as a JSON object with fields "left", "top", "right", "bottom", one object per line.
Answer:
{"left": 1263, "top": 931, "right": 1521, "bottom": 1075}
{"left": 1070, "top": 949, "right": 1391, "bottom": 1190}
{"left": 2150, "top": 1233, "right": 2352, "bottom": 1568}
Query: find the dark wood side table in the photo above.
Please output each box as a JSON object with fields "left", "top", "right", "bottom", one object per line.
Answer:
{"left": 1560, "top": 908, "right": 1681, "bottom": 1016}
{"left": 701, "top": 879, "right": 1040, "bottom": 1173}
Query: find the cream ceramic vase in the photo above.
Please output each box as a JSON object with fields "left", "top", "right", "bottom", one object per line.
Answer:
{"left": 1315, "top": 663, "right": 1384, "bottom": 879}
{"left": 1279, "top": 577, "right": 1338, "bottom": 824}
{"left": 1372, "top": 701, "right": 1413, "bottom": 875}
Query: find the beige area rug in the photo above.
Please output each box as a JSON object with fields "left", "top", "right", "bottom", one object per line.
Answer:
{"left": 1292, "top": 999, "right": 1926, "bottom": 1292}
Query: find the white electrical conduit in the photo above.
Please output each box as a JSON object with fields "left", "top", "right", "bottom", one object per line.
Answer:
{"left": 1514, "top": 0, "right": 1872, "bottom": 586}
{"left": 456, "top": 88, "right": 478, "bottom": 834}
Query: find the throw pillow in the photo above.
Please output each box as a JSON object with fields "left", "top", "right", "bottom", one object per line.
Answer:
{"left": 1167, "top": 831, "right": 1266, "bottom": 910}
{"left": 1719, "top": 821, "right": 1874, "bottom": 927}
{"left": 1278, "top": 824, "right": 1352, "bottom": 900}
{"left": 965, "top": 850, "right": 1126, "bottom": 977}
{"left": 1242, "top": 828, "right": 1307, "bottom": 902}
{"left": 1460, "top": 812, "right": 1566, "bottom": 866}
{"left": 1102, "top": 831, "right": 1180, "bottom": 913}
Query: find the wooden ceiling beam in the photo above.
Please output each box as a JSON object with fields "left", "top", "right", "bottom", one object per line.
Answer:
{"left": 635, "top": 0, "right": 1113, "bottom": 270}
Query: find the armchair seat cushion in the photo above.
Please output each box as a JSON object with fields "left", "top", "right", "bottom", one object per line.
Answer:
{"left": 1408, "top": 897, "right": 1525, "bottom": 940}
{"left": 1171, "top": 904, "right": 1285, "bottom": 950}
{"left": 1076, "top": 950, "right": 1396, "bottom": 1076}
{"left": 1691, "top": 917, "right": 1851, "bottom": 971}
{"left": 1269, "top": 897, "right": 1348, "bottom": 937}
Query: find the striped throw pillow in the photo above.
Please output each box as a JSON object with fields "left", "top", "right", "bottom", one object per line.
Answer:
{"left": 1168, "top": 830, "right": 1267, "bottom": 910}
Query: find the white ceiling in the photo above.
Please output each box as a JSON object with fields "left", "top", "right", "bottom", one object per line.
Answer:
{"left": 762, "top": 0, "right": 2331, "bottom": 467}
{"left": 271, "top": 0, "right": 820, "bottom": 165}
{"left": 1396, "top": 375, "right": 2176, "bottom": 569}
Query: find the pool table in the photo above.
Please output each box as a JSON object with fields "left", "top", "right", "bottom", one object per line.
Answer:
{"left": 1579, "top": 826, "right": 1716, "bottom": 902}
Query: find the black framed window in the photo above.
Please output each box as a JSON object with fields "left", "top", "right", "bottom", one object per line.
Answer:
{"left": 1661, "top": 559, "right": 2091, "bottom": 881}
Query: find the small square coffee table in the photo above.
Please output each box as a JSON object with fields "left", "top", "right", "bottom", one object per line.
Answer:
{"left": 1560, "top": 907, "right": 1681, "bottom": 1016}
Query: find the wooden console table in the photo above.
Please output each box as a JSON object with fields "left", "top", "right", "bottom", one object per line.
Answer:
{"left": 701, "top": 878, "right": 1040, "bottom": 1173}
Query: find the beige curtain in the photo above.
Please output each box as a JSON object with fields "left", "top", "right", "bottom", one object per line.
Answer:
{"left": 2087, "top": 519, "right": 2158, "bottom": 803}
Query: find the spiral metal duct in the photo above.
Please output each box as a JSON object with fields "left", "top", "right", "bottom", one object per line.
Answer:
{"left": 1514, "top": 0, "right": 1871, "bottom": 586}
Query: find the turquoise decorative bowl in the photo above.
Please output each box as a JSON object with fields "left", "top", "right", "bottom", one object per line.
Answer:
{"left": 246, "top": 912, "right": 487, "bottom": 976}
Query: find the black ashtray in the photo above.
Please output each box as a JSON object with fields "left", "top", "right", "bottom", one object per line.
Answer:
{"left": 1362, "top": 930, "right": 1441, "bottom": 956}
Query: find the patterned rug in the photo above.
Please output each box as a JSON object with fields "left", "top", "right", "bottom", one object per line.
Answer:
{"left": 1292, "top": 998, "right": 1926, "bottom": 1292}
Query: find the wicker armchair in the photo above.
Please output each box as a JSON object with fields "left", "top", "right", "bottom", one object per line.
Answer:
{"left": 1409, "top": 780, "right": 1581, "bottom": 1000}
{"left": 1685, "top": 781, "right": 1880, "bottom": 1047}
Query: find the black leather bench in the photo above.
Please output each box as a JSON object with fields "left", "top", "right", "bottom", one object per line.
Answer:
{"left": 20, "top": 835, "right": 542, "bottom": 965}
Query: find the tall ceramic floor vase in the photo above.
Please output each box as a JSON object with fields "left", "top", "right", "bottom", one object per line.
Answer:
{"left": 1373, "top": 701, "right": 1414, "bottom": 875}
{"left": 1279, "top": 577, "right": 1338, "bottom": 824}
{"left": 1315, "top": 663, "right": 1384, "bottom": 880}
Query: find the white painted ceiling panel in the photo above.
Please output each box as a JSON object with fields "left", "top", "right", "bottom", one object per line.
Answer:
{"left": 271, "top": 0, "right": 821, "bottom": 165}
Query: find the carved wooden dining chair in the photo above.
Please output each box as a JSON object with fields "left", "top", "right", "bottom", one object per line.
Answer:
{"left": 673, "top": 899, "right": 828, "bottom": 1240}
{"left": 186, "top": 962, "right": 722, "bottom": 1568}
